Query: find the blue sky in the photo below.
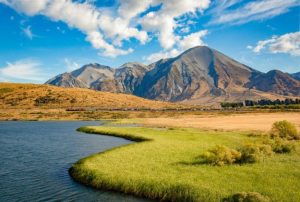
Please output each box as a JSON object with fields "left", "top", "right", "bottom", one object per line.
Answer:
{"left": 0, "top": 0, "right": 299, "bottom": 83}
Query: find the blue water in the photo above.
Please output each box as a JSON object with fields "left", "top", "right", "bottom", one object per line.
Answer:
{"left": 0, "top": 121, "right": 148, "bottom": 202}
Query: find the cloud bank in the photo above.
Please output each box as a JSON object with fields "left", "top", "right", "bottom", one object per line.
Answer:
{"left": 0, "top": 0, "right": 210, "bottom": 58}
{"left": 250, "top": 32, "right": 300, "bottom": 56}
{"left": 0, "top": 59, "right": 46, "bottom": 82}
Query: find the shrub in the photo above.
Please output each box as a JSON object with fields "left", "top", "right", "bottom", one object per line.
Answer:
{"left": 238, "top": 144, "right": 273, "bottom": 164}
{"left": 199, "top": 145, "right": 241, "bottom": 166}
{"left": 34, "top": 95, "right": 59, "bottom": 106}
{"left": 201, "top": 143, "right": 274, "bottom": 166}
{"left": 271, "top": 139, "right": 295, "bottom": 153}
{"left": 0, "top": 87, "right": 13, "bottom": 94}
{"left": 223, "top": 192, "right": 270, "bottom": 202}
{"left": 270, "top": 120, "right": 299, "bottom": 140}
{"left": 70, "top": 98, "right": 77, "bottom": 104}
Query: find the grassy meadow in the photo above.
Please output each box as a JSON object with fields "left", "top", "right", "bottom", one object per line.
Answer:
{"left": 70, "top": 125, "right": 300, "bottom": 202}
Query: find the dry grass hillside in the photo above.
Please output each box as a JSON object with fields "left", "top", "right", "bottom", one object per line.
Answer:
{"left": 0, "top": 83, "right": 177, "bottom": 110}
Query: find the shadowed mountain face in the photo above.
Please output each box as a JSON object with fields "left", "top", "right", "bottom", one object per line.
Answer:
{"left": 248, "top": 70, "right": 300, "bottom": 96}
{"left": 46, "top": 46, "right": 300, "bottom": 103}
{"left": 291, "top": 72, "right": 300, "bottom": 81}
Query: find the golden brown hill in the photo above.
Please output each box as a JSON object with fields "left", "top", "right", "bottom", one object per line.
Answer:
{"left": 0, "top": 83, "right": 177, "bottom": 110}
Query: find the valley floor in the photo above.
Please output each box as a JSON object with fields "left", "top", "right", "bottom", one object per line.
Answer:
{"left": 1, "top": 108, "right": 300, "bottom": 131}
{"left": 2, "top": 106, "right": 299, "bottom": 201}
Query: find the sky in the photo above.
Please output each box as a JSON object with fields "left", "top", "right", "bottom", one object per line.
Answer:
{"left": 0, "top": 0, "right": 299, "bottom": 83}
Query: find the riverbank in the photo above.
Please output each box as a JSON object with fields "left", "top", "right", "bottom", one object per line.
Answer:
{"left": 70, "top": 125, "right": 300, "bottom": 201}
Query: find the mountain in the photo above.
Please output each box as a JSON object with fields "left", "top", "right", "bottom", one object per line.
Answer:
{"left": 45, "top": 72, "right": 88, "bottom": 88}
{"left": 291, "top": 72, "right": 300, "bottom": 81}
{"left": 46, "top": 62, "right": 149, "bottom": 93}
{"left": 135, "top": 46, "right": 261, "bottom": 101}
{"left": 46, "top": 46, "right": 300, "bottom": 103}
{"left": 248, "top": 70, "right": 300, "bottom": 96}
{"left": 114, "top": 63, "right": 150, "bottom": 94}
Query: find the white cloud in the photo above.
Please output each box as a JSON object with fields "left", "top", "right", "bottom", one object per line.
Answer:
{"left": 64, "top": 58, "right": 79, "bottom": 71}
{"left": 146, "top": 49, "right": 180, "bottom": 63}
{"left": 210, "top": 0, "right": 299, "bottom": 25}
{"left": 44, "top": 0, "right": 99, "bottom": 32}
{"left": 146, "top": 30, "right": 208, "bottom": 63}
{"left": 118, "top": 0, "right": 153, "bottom": 20}
{"left": 0, "top": 59, "right": 47, "bottom": 82}
{"left": 86, "top": 31, "right": 133, "bottom": 57}
{"left": 1, "top": 0, "right": 50, "bottom": 15}
{"left": 250, "top": 32, "right": 300, "bottom": 56}
{"left": 22, "top": 25, "right": 34, "bottom": 39}
{"left": 252, "top": 37, "right": 277, "bottom": 53}
{"left": 141, "top": 0, "right": 210, "bottom": 50}
{"left": 179, "top": 30, "right": 208, "bottom": 51}
{"left": 210, "top": 0, "right": 241, "bottom": 13}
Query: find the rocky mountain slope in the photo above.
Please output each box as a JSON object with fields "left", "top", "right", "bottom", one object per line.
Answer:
{"left": 47, "top": 62, "right": 149, "bottom": 93}
{"left": 46, "top": 46, "right": 300, "bottom": 103}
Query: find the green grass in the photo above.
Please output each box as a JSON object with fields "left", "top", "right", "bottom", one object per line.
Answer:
{"left": 70, "top": 126, "right": 300, "bottom": 202}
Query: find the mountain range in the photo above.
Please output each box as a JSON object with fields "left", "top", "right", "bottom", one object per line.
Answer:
{"left": 46, "top": 46, "right": 300, "bottom": 104}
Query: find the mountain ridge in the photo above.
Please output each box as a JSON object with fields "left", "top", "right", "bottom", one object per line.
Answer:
{"left": 46, "top": 46, "right": 300, "bottom": 103}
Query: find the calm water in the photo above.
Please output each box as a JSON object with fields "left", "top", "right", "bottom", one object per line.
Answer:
{"left": 0, "top": 121, "right": 148, "bottom": 202}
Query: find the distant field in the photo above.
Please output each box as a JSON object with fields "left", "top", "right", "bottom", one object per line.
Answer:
{"left": 70, "top": 125, "right": 300, "bottom": 202}
{"left": 119, "top": 112, "right": 300, "bottom": 131}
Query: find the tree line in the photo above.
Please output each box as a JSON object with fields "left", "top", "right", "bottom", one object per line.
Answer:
{"left": 221, "top": 98, "right": 300, "bottom": 108}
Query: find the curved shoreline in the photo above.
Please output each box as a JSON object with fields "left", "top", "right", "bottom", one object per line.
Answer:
{"left": 69, "top": 126, "right": 200, "bottom": 202}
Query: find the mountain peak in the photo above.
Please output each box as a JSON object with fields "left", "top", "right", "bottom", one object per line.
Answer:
{"left": 185, "top": 45, "right": 211, "bottom": 52}
{"left": 178, "top": 45, "right": 212, "bottom": 57}
{"left": 267, "top": 69, "right": 284, "bottom": 74}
